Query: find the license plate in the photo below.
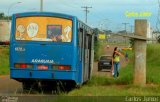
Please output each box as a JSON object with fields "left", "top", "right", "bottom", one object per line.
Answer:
{"left": 38, "top": 65, "right": 48, "bottom": 70}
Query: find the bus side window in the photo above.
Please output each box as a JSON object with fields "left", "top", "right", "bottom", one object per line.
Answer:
{"left": 78, "top": 27, "right": 83, "bottom": 61}
{"left": 78, "top": 28, "right": 83, "bottom": 47}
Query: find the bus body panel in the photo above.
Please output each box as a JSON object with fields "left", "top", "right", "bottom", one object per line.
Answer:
{"left": 10, "top": 44, "right": 74, "bottom": 66}
{"left": 11, "top": 70, "right": 76, "bottom": 80}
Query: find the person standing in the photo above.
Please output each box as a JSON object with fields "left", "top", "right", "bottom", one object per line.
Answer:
{"left": 112, "top": 47, "right": 124, "bottom": 78}
{"left": 125, "top": 52, "right": 129, "bottom": 62}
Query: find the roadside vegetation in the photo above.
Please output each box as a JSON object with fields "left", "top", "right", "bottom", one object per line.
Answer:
{"left": 0, "top": 45, "right": 9, "bottom": 75}
{"left": 94, "top": 41, "right": 106, "bottom": 61}
{"left": 146, "top": 44, "right": 160, "bottom": 84}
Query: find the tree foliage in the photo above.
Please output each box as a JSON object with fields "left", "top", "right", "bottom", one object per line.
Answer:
{"left": 0, "top": 12, "right": 11, "bottom": 20}
{"left": 0, "top": 12, "right": 5, "bottom": 19}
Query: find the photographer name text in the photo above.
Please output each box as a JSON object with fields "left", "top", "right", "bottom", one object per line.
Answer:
{"left": 125, "top": 96, "right": 159, "bottom": 102}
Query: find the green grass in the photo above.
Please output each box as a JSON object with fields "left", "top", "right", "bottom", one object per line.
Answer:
{"left": 67, "top": 60, "right": 160, "bottom": 96}
{"left": 67, "top": 63, "right": 160, "bottom": 96}
{"left": 146, "top": 44, "right": 160, "bottom": 84}
{"left": 68, "top": 85, "right": 160, "bottom": 96}
{"left": 67, "top": 44, "right": 160, "bottom": 96}
{"left": 0, "top": 45, "right": 9, "bottom": 75}
{"left": 87, "top": 65, "right": 133, "bottom": 86}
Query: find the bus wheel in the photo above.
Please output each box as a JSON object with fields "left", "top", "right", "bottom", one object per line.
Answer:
{"left": 22, "top": 82, "right": 30, "bottom": 90}
{"left": 22, "top": 82, "right": 35, "bottom": 93}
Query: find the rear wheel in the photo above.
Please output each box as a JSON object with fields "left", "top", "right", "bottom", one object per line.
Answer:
{"left": 22, "top": 80, "right": 76, "bottom": 93}
{"left": 22, "top": 82, "right": 34, "bottom": 93}
{"left": 22, "top": 81, "right": 40, "bottom": 93}
{"left": 22, "top": 82, "right": 32, "bottom": 90}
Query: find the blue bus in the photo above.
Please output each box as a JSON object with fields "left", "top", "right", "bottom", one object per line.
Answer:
{"left": 10, "top": 12, "right": 94, "bottom": 89}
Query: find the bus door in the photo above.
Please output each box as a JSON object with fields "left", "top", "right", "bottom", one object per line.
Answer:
{"left": 87, "top": 34, "right": 92, "bottom": 79}
{"left": 83, "top": 32, "right": 90, "bottom": 82}
{"left": 79, "top": 26, "right": 92, "bottom": 82}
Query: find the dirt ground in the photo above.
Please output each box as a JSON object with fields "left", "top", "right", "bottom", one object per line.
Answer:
{"left": 0, "top": 75, "right": 22, "bottom": 95}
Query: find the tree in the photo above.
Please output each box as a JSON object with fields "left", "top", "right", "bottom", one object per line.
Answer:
{"left": 0, "top": 12, "right": 11, "bottom": 20}
{"left": 0, "top": 12, "right": 4, "bottom": 19}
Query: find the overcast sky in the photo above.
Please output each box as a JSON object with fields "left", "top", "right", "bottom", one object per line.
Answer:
{"left": 0, "top": 0, "right": 158, "bottom": 32}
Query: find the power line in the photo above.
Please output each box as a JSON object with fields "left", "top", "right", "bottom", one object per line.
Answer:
{"left": 81, "top": 6, "right": 92, "bottom": 23}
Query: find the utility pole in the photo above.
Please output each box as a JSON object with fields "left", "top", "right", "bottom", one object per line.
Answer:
{"left": 40, "top": 0, "right": 43, "bottom": 12}
{"left": 134, "top": 20, "right": 147, "bottom": 86}
{"left": 81, "top": 6, "right": 92, "bottom": 23}
{"left": 122, "top": 23, "right": 129, "bottom": 33}
{"left": 122, "top": 23, "right": 129, "bottom": 44}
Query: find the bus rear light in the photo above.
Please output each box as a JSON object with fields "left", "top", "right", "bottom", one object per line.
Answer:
{"left": 20, "top": 64, "right": 27, "bottom": 68}
{"left": 38, "top": 65, "right": 48, "bottom": 70}
{"left": 58, "top": 65, "right": 70, "bottom": 70}
{"left": 14, "top": 63, "right": 33, "bottom": 68}
{"left": 52, "top": 65, "right": 71, "bottom": 70}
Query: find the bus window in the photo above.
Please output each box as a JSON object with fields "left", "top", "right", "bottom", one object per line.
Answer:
{"left": 47, "top": 25, "right": 62, "bottom": 42}
{"left": 78, "top": 27, "right": 83, "bottom": 61}
{"left": 15, "top": 17, "right": 72, "bottom": 42}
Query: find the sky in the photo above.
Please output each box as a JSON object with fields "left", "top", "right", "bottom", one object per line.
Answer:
{"left": 0, "top": 0, "right": 158, "bottom": 32}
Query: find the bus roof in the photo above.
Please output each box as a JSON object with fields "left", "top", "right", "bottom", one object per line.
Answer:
{"left": 13, "top": 12, "right": 77, "bottom": 20}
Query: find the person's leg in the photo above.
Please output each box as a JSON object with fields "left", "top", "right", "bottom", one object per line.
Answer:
{"left": 114, "top": 62, "right": 117, "bottom": 78}
{"left": 117, "top": 62, "right": 120, "bottom": 77}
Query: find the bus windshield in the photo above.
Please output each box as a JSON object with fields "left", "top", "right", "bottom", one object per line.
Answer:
{"left": 15, "top": 16, "right": 72, "bottom": 42}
